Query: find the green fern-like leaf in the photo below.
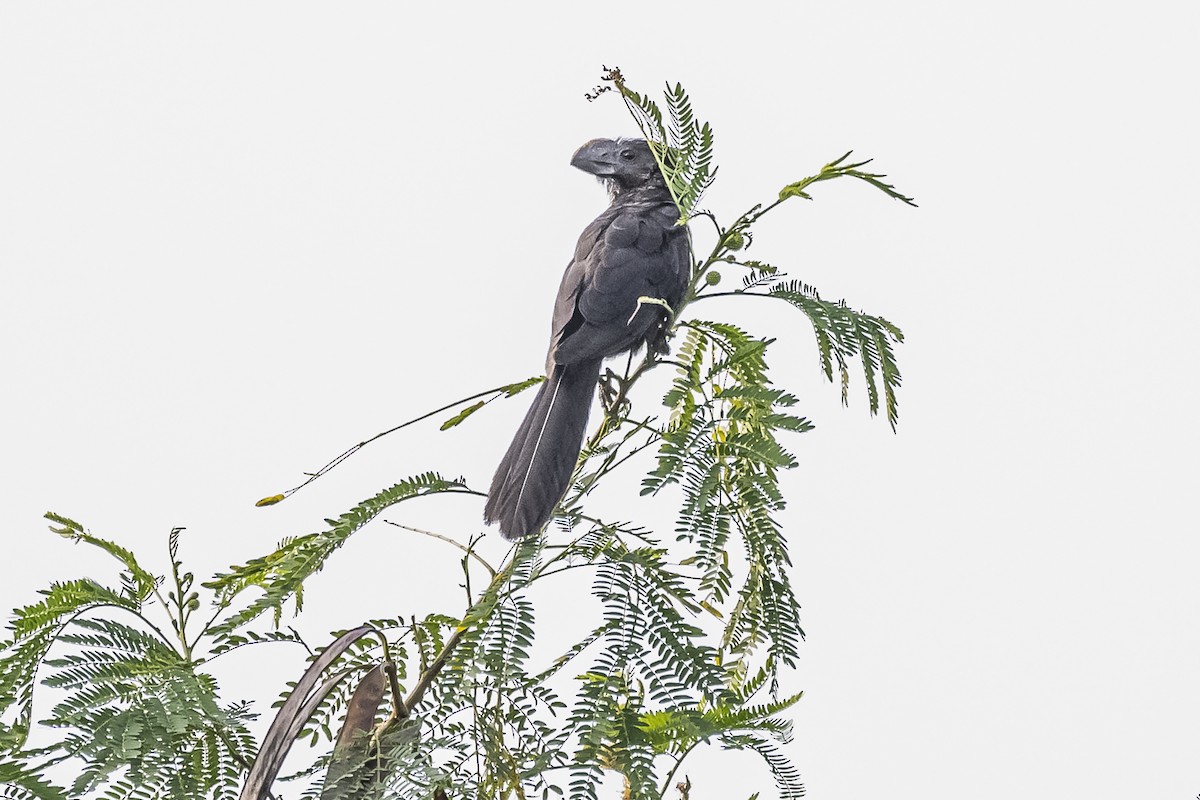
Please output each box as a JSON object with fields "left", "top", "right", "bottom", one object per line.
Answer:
{"left": 44, "top": 513, "right": 159, "bottom": 603}
{"left": 765, "top": 282, "right": 904, "bottom": 429}
{"left": 604, "top": 71, "right": 717, "bottom": 221}
{"left": 0, "top": 578, "right": 143, "bottom": 751}
{"left": 0, "top": 757, "right": 69, "bottom": 800}
{"left": 206, "top": 472, "right": 469, "bottom": 633}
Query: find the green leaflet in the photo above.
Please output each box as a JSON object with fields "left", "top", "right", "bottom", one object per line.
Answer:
{"left": 500, "top": 375, "right": 545, "bottom": 397}
{"left": 439, "top": 400, "right": 486, "bottom": 430}
{"left": 779, "top": 150, "right": 917, "bottom": 207}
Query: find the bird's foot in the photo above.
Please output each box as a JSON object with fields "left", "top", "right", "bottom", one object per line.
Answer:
{"left": 599, "top": 368, "right": 622, "bottom": 412}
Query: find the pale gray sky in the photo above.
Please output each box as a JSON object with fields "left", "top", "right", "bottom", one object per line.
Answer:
{"left": 2, "top": 3, "right": 1198, "bottom": 798}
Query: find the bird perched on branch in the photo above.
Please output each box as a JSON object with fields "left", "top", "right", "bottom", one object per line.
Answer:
{"left": 484, "top": 138, "right": 691, "bottom": 540}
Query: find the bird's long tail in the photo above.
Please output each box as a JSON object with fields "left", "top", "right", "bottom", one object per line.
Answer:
{"left": 484, "top": 360, "right": 602, "bottom": 540}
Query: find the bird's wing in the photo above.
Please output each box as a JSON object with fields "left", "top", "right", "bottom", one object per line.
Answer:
{"left": 550, "top": 203, "right": 689, "bottom": 366}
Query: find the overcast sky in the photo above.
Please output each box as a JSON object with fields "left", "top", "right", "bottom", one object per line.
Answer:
{"left": 2, "top": 3, "right": 1198, "bottom": 799}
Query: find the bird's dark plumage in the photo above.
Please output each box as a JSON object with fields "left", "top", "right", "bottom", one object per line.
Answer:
{"left": 484, "top": 138, "right": 691, "bottom": 540}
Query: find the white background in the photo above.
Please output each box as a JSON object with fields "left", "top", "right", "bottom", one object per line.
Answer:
{"left": 2, "top": 3, "right": 1198, "bottom": 798}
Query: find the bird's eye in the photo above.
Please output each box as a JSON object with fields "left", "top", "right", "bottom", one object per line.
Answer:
{"left": 620, "top": 149, "right": 636, "bottom": 160}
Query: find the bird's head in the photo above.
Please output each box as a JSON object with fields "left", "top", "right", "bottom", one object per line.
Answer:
{"left": 570, "top": 138, "right": 668, "bottom": 201}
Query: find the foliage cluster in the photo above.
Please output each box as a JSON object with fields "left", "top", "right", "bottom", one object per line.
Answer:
{"left": 0, "top": 71, "right": 911, "bottom": 800}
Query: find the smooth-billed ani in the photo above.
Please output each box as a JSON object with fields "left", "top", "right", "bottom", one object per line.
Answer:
{"left": 484, "top": 137, "right": 690, "bottom": 540}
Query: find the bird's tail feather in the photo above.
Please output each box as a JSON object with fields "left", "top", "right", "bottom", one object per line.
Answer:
{"left": 484, "top": 360, "right": 601, "bottom": 540}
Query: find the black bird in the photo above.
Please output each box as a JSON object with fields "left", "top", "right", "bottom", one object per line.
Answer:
{"left": 484, "top": 138, "right": 691, "bottom": 540}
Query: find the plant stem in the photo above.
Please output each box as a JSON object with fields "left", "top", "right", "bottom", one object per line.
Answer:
{"left": 395, "top": 558, "right": 515, "bottom": 717}
{"left": 658, "top": 742, "right": 700, "bottom": 800}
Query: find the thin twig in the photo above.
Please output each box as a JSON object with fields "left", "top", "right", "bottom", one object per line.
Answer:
{"left": 382, "top": 520, "right": 497, "bottom": 577}
{"left": 272, "top": 380, "right": 541, "bottom": 500}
